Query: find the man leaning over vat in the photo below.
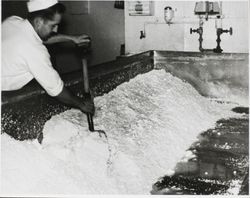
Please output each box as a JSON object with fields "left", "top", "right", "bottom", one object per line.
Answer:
{"left": 2, "top": 0, "right": 95, "bottom": 116}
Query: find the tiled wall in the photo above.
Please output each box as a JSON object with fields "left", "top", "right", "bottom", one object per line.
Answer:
{"left": 125, "top": 1, "right": 249, "bottom": 54}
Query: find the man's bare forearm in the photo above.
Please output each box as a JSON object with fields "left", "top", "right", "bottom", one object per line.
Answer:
{"left": 44, "top": 34, "right": 73, "bottom": 44}
{"left": 55, "top": 86, "right": 94, "bottom": 115}
{"left": 44, "top": 34, "right": 90, "bottom": 45}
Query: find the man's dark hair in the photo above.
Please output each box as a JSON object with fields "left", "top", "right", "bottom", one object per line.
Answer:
{"left": 27, "top": 3, "right": 66, "bottom": 21}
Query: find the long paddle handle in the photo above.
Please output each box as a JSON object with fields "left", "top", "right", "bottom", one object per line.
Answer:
{"left": 82, "top": 58, "right": 94, "bottom": 131}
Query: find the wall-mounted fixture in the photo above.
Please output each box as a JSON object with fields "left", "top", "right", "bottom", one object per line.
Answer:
{"left": 128, "top": 1, "right": 154, "bottom": 16}
{"left": 214, "top": 24, "right": 233, "bottom": 53}
{"left": 139, "top": 5, "right": 198, "bottom": 39}
{"left": 190, "top": 26, "right": 204, "bottom": 52}
{"left": 190, "top": 1, "right": 233, "bottom": 53}
{"left": 164, "top": 6, "right": 174, "bottom": 24}
{"left": 194, "top": 1, "right": 220, "bottom": 20}
{"left": 190, "top": 21, "right": 232, "bottom": 53}
{"left": 140, "top": 30, "right": 146, "bottom": 39}
{"left": 140, "top": 20, "right": 198, "bottom": 39}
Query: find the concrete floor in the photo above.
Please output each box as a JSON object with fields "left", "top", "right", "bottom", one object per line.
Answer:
{"left": 151, "top": 106, "right": 249, "bottom": 195}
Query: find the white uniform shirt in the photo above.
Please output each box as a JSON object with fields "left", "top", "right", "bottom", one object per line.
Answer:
{"left": 1, "top": 16, "right": 64, "bottom": 96}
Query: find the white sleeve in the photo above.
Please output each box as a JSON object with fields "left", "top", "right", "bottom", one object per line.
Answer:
{"left": 25, "top": 44, "right": 64, "bottom": 96}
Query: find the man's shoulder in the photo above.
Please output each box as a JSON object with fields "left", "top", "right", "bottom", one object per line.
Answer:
{"left": 2, "top": 16, "right": 26, "bottom": 37}
{"left": 3, "top": 16, "right": 24, "bottom": 24}
{"left": 3, "top": 34, "right": 48, "bottom": 58}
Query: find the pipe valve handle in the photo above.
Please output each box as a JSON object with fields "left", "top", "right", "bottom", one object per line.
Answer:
{"left": 190, "top": 28, "right": 193, "bottom": 34}
{"left": 229, "top": 27, "right": 233, "bottom": 35}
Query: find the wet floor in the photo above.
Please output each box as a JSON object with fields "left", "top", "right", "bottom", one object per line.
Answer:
{"left": 151, "top": 106, "right": 249, "bottom": 195}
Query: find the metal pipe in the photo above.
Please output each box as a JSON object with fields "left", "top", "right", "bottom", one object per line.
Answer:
{"left": 219, "top": 1, "right": 223, "bottom": 16}
{"left": 205, "top": 1, "right": 209, "bottom": 21}
{"left": 141, "top": 20, "right": 199, "bottom": 39}
{"left": 144, "top": 21, "right": 199, "bottom": 26}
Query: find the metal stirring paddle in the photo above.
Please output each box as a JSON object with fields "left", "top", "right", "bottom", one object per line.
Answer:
{"left": 81, "top": 53, "right": 107, "bottom": 138}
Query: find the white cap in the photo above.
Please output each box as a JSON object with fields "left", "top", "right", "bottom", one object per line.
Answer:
{"left": 27, "top": 0, "right": 58, "bottom": 12}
